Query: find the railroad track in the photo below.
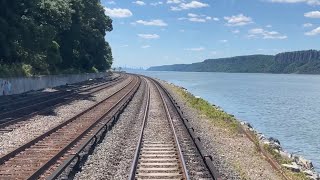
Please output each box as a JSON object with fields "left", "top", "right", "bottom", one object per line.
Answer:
{"left": 0, "top": 74, "right": 127, "bottom": 131}
{"left": 0, "top": 75, "right": 141, "bottom": 179}
{"left": 129, "top": 78, "right": 189, "bottom": 179}
{"left": 129, "top": 76, "right": 221, "bottom": 180}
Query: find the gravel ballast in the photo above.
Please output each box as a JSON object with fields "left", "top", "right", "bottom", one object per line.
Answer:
{"left": 74, "top": 78, "right": 147, "bottom": 180}
{"left": 158, "top": 79, "right": 282, "bottom": 180}
{"left": 0, "top": 76, "right": 132, "bottom": 156}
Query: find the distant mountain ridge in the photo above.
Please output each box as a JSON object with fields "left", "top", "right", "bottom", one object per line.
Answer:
{"left": 148, "top": 50, "right": 320, "bottom": 74}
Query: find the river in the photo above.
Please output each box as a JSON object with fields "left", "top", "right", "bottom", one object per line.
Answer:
{"left": 130, "top": 70, "right": 320, "bottom": 172}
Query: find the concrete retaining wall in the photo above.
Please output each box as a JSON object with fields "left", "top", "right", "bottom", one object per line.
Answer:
{"left": 0, "top": 72, "right": 111, "bottom": 96}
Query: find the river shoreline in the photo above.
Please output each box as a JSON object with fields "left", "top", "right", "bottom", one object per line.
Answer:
{"left": 157, "top": 78, "right": 319, "bottom": 180}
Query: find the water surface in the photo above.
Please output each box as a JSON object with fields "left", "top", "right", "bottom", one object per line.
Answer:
{"left": 131, "top": 70, "right": 320, "bottom": 171}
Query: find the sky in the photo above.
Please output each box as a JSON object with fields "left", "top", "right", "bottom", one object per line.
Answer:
{"left": 101, "top": 0, "right": 320, "bottom": 68}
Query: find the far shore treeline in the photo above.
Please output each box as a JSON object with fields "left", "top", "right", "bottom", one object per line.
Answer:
{"left": 148, "top": 50, "right": 320, "bottom": 74}
{"left": 0, "top": 0, "right": 113, "bottom": 77}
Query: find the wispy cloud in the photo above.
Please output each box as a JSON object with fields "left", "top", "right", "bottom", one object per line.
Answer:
{"left": 219, "top": 40, "right": 228, "bottom": 43}
{"left": 266, "top": 0, "right": 320, "bottom": 5}
{"left": 104, "top": 7, "right": 133, "bottom": 18}
{"left": 248, "top": 28, "right": 287, "bottom": 39}
{"left": 170, "top": 1, "right": 209, "bottom": 11}
{"left": 305, "top": 26, "right": 320, "bottom": 35}
{"left": 304, "top": 11, "right": 320, "bottom": 18}
{"left": 107, "top": 1, "right": 116, "bottom": 5}
{"left": 224, "top": 14, "right": 253, "bottom": 26}
{"left": 178, "top": 13, "right": 218, "bottom": 23}
{"left": 167, "top": 0, "right": 181, "bottom": 3}
{"left": 184, "top": 47, "right": 205, "bottom": 51}
{"left": 141, "top": 45, "right": 151, "bottom": 48}
{"left": 232, "top": 30, "right": 240, "bottom": 34}
{"left": 138, "top": 34, "right": 160, "bottom": 39}
{"left": 303, "top": 23, "right": 313, "bottom": 27}
{"left": 136, "top": 19, "right": 168, "bottom": 26}
{"left": 133, "top": 1, "right": 146, "bottom": 5}
{"left": 150, "top": 1, "right": 163, "bottom": 6}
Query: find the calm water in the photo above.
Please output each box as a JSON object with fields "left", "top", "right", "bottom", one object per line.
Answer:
{"left": 132, "top": 70, "right": 320, "bottom": 171}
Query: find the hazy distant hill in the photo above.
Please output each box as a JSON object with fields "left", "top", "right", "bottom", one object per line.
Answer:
{"left": 148, "top": 50, "right": 320, "bottom": 74}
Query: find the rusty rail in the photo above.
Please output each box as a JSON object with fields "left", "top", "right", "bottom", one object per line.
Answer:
{"left": 0, "top": 75, "right": 140, "bottom": 179}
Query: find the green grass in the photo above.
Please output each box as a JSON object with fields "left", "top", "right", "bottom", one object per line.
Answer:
{"left": 171, "top": 84, "right": 310, "bottom": 180}
{"left": 172, "top": 85, "right": 241, "bottom": 134}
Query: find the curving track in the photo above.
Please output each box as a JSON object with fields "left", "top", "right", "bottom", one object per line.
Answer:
{"left": 0, "top": 74, "right": 141, "bottom": 179}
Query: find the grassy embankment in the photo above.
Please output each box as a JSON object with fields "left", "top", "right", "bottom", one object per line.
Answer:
{"left": 169, "top": 84, "right": 309, "bottom": 180}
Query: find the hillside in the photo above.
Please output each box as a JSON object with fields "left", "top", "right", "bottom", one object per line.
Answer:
{"left": 148, "top": 50, "right": 320, "bottom": 74}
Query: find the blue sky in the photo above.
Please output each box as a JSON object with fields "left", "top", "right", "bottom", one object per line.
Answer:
{"left": 101, "top": 0, "right": 320, "bottom": 68}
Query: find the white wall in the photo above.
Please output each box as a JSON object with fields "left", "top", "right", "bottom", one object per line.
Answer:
{"left": 0, "top": 72, "right": 111, "bottom": 96}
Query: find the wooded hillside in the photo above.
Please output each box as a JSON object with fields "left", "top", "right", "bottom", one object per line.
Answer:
{"left": 0, "top": 0, "right": 113, "bottom": 77}
{"left": 148, "top": 50, "right": 320, "bottom": 74}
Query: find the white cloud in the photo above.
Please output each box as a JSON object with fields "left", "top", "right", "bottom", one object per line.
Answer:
{"left": 133, "top": 1, "right": 146, "bottom": 5}
{"left": 120, "top": 44, "right": 129, "bottom": 47}
{"left": 167, "top": 0, "right": 182, "bottom": 3}
{"left": 232, "top": 30, "right": 240, "bottom": 34}
{"left": 248, "top": 28, "right": 287, "bottom": 39}
{"left": 224, "top": 14, "right": 253, "bottom": 26}
{"left": 150, "top": 1, "right": 163, "bottom": 6}
{"left": 266, "top": 24, "right": 272, "bottom": 28}
{"left": 141, "top": 45, "right": 151, "bottom": 48}
{"left": 219, "top": 39, "right": 228, "bottom": 43}
{"left": 136, "top": 19, "right": 168, "bottom": 26}
{"left": 138, "top": 34, "right": 160, "bottom": 39}
{"left": 305, "top": 26, "right": 320, "bottom": 35}
{"left": 179, "top": 13, "right": 217, "bottom": 23}
{"left": 303, "top": 23, "right": 313, "bottom": 27}
{"left": 180, "top": 29, "right": 185, "bottom": 32}
{"left": 267, "top": 0, "right": 320, "bottom": 5}
{"left": 185, "top": 47, "right": 206, "bottom": 51}
{"left": 170, "top": 1, "right": 209, "bottom": 11}
{"left": 107, "top": 1, "right": 116, "bottom": 5}
{"left": 304, "top": 11, "right": 320, "bottom": 18}
{"left": 189, "top": 17, "right": 206, "bottom": 22}
{"left": 104, "top": 7, "right": 133, "bottom": 18}
{"left": 213, "top": 17, "right": 220, "bottom": 21}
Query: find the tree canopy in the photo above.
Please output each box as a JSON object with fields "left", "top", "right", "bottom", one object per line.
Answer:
{"left": 0, "top": 0, "right": 113, "bottom": 77}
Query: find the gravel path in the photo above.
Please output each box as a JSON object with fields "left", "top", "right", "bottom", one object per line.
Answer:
{"left": 0, "top": 76, "right": 132, "bottom": 156}
{"left": 74, "top": 78, "right": 147, "bottom": 180}
{"left": 158, "top": 79, "right": 282, "bottom": 180}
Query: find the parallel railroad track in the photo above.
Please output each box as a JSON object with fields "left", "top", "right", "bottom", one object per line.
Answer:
{"left": 0, "top": 74, "right": 127, "bottom": 131}
{"left": 0, "top": 75, "right": 141, "bottom": 179}
{"left": 129, "top": 77, "right": 189, "bottom": 180}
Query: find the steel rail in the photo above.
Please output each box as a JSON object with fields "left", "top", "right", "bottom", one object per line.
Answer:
{"left": 46, "top": 77, "right": 142, "bottom": 180}
{"left": 128, "top": 78, "right": 150, "bottom": 180}
{"left": 32, "top": 76, "right": 141, "bottom": 179}
{"left": 150, "top": 77, "right": 222, "bottom": 180}
{"left": 129, "top": 78, "right": 189, "bottom": 180}
{"left": 0, "top": 74, "right": 127, "bottom": 130}
{"left": 0, "top": 75, "right": 137, "bottom": 171}
{"left": 153, "top": 79, "right": 190, "bottom": 180}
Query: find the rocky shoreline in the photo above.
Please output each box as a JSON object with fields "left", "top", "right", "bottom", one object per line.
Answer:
{"left": 160, "top": 79, "right": 319, "bottom": 180}
{"left": 241, "top": 121, "right": 320, "bottom": 180}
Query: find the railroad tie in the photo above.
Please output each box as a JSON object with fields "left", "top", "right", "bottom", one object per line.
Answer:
{"left": 135, "top": 142, "right": 183, "bottom": 180}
